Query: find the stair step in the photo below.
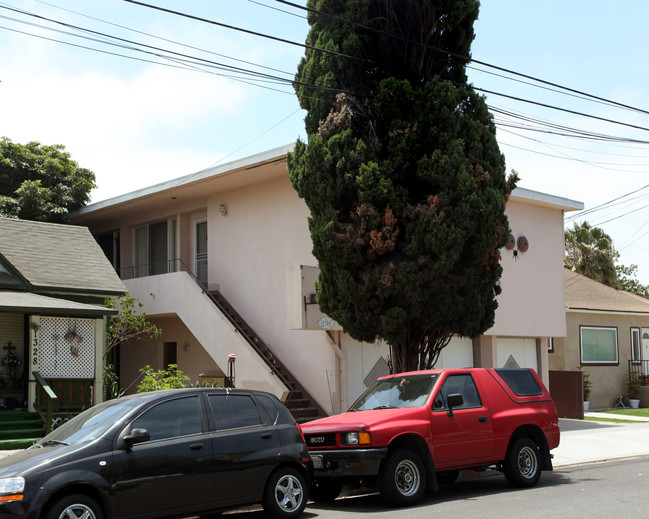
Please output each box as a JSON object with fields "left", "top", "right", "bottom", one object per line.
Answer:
{"left": 0, "top": 419, "right": 43, "bottom": 429}
{"left": 0, "top": 411, "right": 41, "bottom": 422}
{"left": 285, "top": 399, "right": 310, "bottom": 408}
{"left": 0, "top": 427, "right": 45, "bottom": 440}
{"left": 0, "top": 438, "right": 39, "bottom": 450}
{"left": 289, "top": 407, "right": 320, "bottom": 418}
{"left": 209, "top": 289, "right": 327, "bottom": 421}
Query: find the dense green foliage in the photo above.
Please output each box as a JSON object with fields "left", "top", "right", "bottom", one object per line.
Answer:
{"left": 565, "top": 221, "right": 649, "bottom": 298}
{"left": 136, "top": 364, "right": 190, "bottom": 393}
{"left": 288, "top": 0, "right": 516, "bottom": 371}
{"left": 0, "top": 137, "right": 95, "bottom": 222}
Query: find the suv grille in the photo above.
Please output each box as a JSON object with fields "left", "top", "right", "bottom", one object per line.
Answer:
{"left": 304, "top": 433, "right": 337, "bottom": 448}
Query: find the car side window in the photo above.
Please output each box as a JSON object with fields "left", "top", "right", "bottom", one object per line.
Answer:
{"left": 130, "top": 396, "right": 202, "bottom": 441}
{"left": 434, "top": 374, "right": 482, "bottom": 411}
{"left": 208, "top": 394, "right": 263, "bottom": 430}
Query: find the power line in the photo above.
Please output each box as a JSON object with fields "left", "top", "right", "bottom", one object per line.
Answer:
{"left": 270, "top": 0, "right": 649, "bottom": 117}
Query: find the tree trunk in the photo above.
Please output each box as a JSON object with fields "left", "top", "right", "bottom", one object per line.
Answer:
{"left": 390, "top": 331, "right": 454, "bottom": 373}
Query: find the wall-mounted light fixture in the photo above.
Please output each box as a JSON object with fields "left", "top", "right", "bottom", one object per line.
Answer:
{"left": 505, "top": 233, "right": 530, "bottom": 259}
{"left": 219, "top": 204, "right": 228, "bottom": 216}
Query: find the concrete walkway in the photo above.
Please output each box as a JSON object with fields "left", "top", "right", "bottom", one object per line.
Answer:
{"left": 553, "top": 412, "right": 649, "bottom": 467}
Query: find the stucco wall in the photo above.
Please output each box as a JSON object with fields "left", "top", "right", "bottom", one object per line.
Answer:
{"left": 491, "top": 199, "right": 566, "bottom": 338}
{"left": 204, "top": 176, "right": 341, "bottom": 413}
{"left": 554, "top": 310, "right": 647, "bottom": 408}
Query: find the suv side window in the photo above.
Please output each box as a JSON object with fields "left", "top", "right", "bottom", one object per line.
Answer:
{"left": 434, "top": 374, "right": 482, "bottom": 411}
{"left": 130, "top": 396, "right": 201, "bottom": 441}
{"left": 208, "top": 394, "right": 262, "bottom": 430}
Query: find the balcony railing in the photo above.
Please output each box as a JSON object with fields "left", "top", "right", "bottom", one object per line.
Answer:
{"left": 118, "top": 259, "right": 205, "bottom": 285}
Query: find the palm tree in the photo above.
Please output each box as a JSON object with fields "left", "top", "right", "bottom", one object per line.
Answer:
{"left": 564, "top": 222, "right": 617, "bottom": 287}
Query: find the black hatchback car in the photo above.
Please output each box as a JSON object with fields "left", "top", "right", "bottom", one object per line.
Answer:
{"left": 0, "top": 388, "right": 313, "bottom": 519}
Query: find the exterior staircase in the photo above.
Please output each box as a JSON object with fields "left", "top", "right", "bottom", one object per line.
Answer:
{"left": 0, "top": 410, "right": 44, "bottom": 450}
{"left": 209, "top": 290, "right": 327, "bottom": 423}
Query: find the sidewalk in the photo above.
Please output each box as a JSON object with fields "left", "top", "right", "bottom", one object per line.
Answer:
{"left": 553, "top": 412, "right": 649, "bottom": 467}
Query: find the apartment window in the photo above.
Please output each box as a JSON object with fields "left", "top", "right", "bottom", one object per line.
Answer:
{"left": 580, "top": 326, "right": 618, "bottom": 365}
{"left": 195, "top": 220, "right": 208, "bottom": 287}
{"left": 547, "top": 337, "right": 554, "bottom": 353}
{"left": 133, "top": 220, "right": 177, "bottom": 278}
{"left": 631, "top": 327, "right": 641, "bottom": 363}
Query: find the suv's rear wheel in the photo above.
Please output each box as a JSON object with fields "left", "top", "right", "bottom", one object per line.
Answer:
{"left": 262, "top": 467, "right": 307, "bottom": 518}
{"left": 378, "top": 448, "right": 426, "bottom": 507}
{"left": 44, "top": 494, "right": 103, "bottom": 519}
{"left": 503, "top": 437, "right": 541, "bottom": 488}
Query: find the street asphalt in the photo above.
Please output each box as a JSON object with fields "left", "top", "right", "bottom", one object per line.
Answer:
{"left": 0, "top": 411, "right": 647, "bottom": 467}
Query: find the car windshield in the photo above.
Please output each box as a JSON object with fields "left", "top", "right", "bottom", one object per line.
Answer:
{"left": 349, "top": 374, "right": 438, "bottom": 411}
{"left": 35, "top": 398, "right": 142, "bottom": 446}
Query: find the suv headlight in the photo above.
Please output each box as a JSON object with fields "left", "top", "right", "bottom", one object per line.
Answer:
{"left": 0, "top": 477, "right": 25, "bottom": 502}
{"left": 343, "top": 432, "right": 371, "bottom": 446}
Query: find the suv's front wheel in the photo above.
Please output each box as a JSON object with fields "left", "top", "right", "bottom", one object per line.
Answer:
{"left": 378, "top": 448, "right": 426, "bottom": 507}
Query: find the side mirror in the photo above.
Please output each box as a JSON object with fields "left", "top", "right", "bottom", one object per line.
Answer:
{"left": 446, "top": 393, "right": 464, "bottom": 417}
{"left": 122, "top": 428, "right": 150, "bottom": 448}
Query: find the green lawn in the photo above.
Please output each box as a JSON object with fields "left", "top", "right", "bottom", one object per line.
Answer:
{"left": 584, "top": 416, "right": 641, "bottom": 424}
{"left": 602, "top": 408, "right": 649, "bottom": 418}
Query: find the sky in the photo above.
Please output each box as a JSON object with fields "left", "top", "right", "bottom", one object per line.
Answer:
{"left": 2, "top": 1, "right": 649, "bottom": 283}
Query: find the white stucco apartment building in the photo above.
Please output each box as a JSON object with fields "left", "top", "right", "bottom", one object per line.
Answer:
{"left": 72, "top": 144, "right": 582, "bottom": 416}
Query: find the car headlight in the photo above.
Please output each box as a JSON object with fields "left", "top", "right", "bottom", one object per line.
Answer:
{"left": 0, "top": 477, "right": 25, "bottom": 502}
{"left": 344, "top": 432, "right": 371, "bottom": 445}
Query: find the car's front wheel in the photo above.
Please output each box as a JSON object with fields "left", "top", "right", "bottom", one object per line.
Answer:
{"left": 378, "top": 448, "right": 426, "bottom": 507}
{"left": 503, "top": 437, "right": 541, "bottom": 488}
{"left": 262, "top": 467, "right": 307, "bottom": 518}
{"left": 44, "top": 493, "right": 103, "bottom": 519}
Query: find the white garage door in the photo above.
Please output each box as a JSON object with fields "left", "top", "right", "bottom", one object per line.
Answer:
{"left": 437, "top": 336, "right": 474, "bottom": 368}
{"left": 496, "top": 338, "right": 538, "bottom": 372}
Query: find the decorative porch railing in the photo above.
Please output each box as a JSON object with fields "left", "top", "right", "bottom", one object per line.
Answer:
{"left": 628, "top": 359, "right": 649, "bottom": 384}
{"left": 33, "top": 372, "right": 93, "bottom": 432}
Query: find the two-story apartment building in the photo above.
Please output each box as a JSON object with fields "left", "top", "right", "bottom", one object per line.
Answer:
{"left": 72, "top": 144, "right": 582, "bottom": 416}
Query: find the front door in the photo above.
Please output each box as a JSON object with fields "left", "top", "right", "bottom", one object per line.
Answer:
{"left": 112, "top": 395, "right": 214, "bottom": 517}
{"left": 642, "top": 329, "right": 649, "bottom": 375}
{"left": 430, "top": 373, "right": 494, "bottom": 468}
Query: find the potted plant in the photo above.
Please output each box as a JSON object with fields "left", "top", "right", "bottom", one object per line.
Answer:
{"left": 626, "top": 370, "right": 641, "bottom": 408}
{"left": 578, "top": 365, "right": 592, "bottom": 410}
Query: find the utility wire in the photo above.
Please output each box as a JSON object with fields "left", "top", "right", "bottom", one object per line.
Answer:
{"left": 271, "top": 0, "right": 649, "bottom": 117}
{"left": 123, "top": 0, "right": 649, "bottom": 135}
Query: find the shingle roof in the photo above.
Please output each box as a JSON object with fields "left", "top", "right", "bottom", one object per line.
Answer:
{"left": 564, "top": 268, "right": 649, "bottom": 314}
{"left": 0, "top": 290, "right": 118, "bottom": 316}
{"left": 0, "top": 217, "right": 125, "bottom": 294}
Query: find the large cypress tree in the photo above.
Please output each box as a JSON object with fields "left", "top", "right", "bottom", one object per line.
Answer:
{"left": 288, "top": 0, "right": 517, "bottom": 372}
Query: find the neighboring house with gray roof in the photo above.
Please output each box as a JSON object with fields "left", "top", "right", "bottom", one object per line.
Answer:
{"left": 549, "top": 269, "right": 649, "bottom": 409}
{"left": 0, "top": 217, "right": 125, "bottom": 415}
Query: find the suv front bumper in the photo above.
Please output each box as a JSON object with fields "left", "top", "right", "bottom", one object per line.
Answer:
{"left": 310, "top": 447, "right": 388, "bottom": 477}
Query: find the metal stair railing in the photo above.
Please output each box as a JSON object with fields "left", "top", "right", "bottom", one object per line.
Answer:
{"left": 117, "top": 259, "right": 327, "bottom": 420}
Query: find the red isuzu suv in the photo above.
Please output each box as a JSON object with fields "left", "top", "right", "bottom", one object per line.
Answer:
{"left": 301, "top": 368, "right": 560, "bottom": 506}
